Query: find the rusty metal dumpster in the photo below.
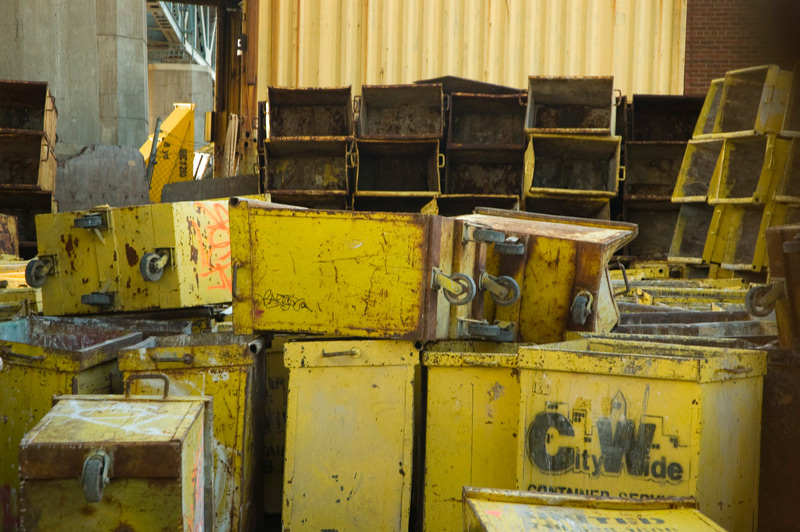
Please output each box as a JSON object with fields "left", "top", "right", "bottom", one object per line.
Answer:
{"left": 118, "top": 332, "right": 267, "bottom": 532}
{"left": 357, "top": 84, "right": 443, "bottom": 139}
{"left": 525, "top": 76, "right": 616, "bottom": 135}
{"left": 693, "top": 78, "right": 725, "bottom": 138}
{"left": 668, "top": 203, "right": 715, "bottom": 264}
{"left": 18, "top": 385, "right": 213, "bottom": 532}
{"left": 463, "top": 488, "right": 726, "bottom": 531}
{"left": 267, "top": 86, "right": 353, "bottom": 139}
{"left": 282, "top": 340, "right": 418, "bottom": 532}
{"left": 0, "top": 317, "right": 146, "bottom": 531}
{"left": 708, "top": 134, "right": 790, "bottom": 204}
{"left": 423, "top": 341, "right": 520, "bottom": 532}
{"left": 516, "top": 338, "right": 766, "bottom": 532}
{"left": 30, "top": 199, "right": 235, "bottom": 315}
{"left": 672, "top": 138, "right": 724, "bottom": 202}
{"left": 0, "top": 132, "right": 55, "bottom": 193}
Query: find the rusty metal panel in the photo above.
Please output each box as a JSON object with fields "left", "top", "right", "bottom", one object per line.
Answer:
{"left": 761, "top": 223, "right": 800, "bottom": 349}
{"left": 524, "top": 194, "right": 611, "bottom": 220}
{"left": 708, "top": 134, "right": 790, "bottom": 205}
{"left": 267, "top": 86, "right": 353, "bottom": 139}
{"left": 629, "top": 94, "right": 704, "bottom": 142}
{"left": 448, "top": 93, "right": 526, "bottom": 148}
{"left": 258, "top": 0, "right": 688, "bottom": 101}
{"left": 668, "top": 203, "right": 715, "bottom": 264}
{"left": 357, "top": 84, "right": 443, "bottom": 139}
{"left": 0, "top": 132, "right": 55, "bottom": 192}
{"left": 0, "top": 214, "right": 18, "bottom": 257}
{"left": 355, "top": 139, "right": 441, "bottom": 194}
{"left": 525, "top": 76, "right": 616, "bottom": 135}
{"left": 774, "top": 137, "right": 800, "bottom": 203}
{"left": 352, "top": 194, "right": 439, "bottom": 214}
{"left": 624, "top": 143, "right": 686, "bottom": 201}
{"left": 435, "top": 194, "right": 519, "bottom": 217}
{"left": 444, "top": 147, "right": 524, "bottom": 196}
{"left": 672, "top": 138, "right": 724, "bottom": 203}
{"left": 265, "top": 139, "right": 352, "bottom": 205}
{"left": 693, "top": 78, "right": 725, "bottom": 137}
{"left": 0, "top": 80, "right": 57, "bottom": 146}
{"left": 623, "top": 202, "right": 680, "bottom": 258}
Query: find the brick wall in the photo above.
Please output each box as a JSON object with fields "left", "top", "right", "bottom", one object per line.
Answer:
{"left": 685, "top": 0, "right": 800, "bottom": 95}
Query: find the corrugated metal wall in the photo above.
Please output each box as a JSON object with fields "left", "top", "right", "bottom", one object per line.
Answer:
{"left": 256, "top": 0, "right": 687, "bottom": 99}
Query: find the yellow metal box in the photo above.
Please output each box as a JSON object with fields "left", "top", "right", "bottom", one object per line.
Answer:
{"left": 668, "top": 203, "right": 715, "bottom": 264}
{"left": 671, "top": 138, "right": 724, "bottom": 203}
{"left": 463, "top": 488, "right": 725, "bottom": 531}
{"left": 525, "top": 76, "right": 616, "bottom": 135}
{"left": 118, "top": 333, "right": 266, "bottom": 532}
{"left": 18, "top": 390, "right": 213, "bottom": 531}
{"left": 422, "top": 341, "right": 520, "bottom": 532}
{"left": 267, "top": 86, "right": 354, "bottom": 139}
{"left": 0, "top": 316, "right": 144, "bottom": 531}
{"left": 0, "top": 81, "right": 57, "bottom": 147}
{"left": 31, "top": 199, "right": 234, "bottom": 315}
{"left": 357, "top": 84, "right": 443, "bottom": 139}
{"left": 708, "top": 134, "right": 790, "bottom": 204}
{"left": 516, "top": 338, "right": 766, "bottom": 532}
{"left": 0, "top": 132, "right": 56, "bottom": 193}
{"left": 230, "top": 198, "right": 454, "bottom": 339}
{"left": 692, "top": 78, "right": 724, "bottom": 138}
{"left": 282, "top": 340, "right": 418, "bottom": 532}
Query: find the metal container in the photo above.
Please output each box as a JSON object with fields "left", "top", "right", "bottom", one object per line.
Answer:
{"left": 524, "top": 194, "right": 611, "bottom": 220}
{"left": 525, "top": 76, "right": 616, "bottom": 135}
{"left": 0, "top": 317, "right": 146, "bottom": 531}
{"left": 118, "top": 333, "right": 267, "bottom": 532}
{"left": 354, "top": 139, "right": 441, "bottom": 194}
{"left": 524, "top": 134, "right": 621, "bottom": 197}
{"left": 0, "top": 81, "right": 57, "bottom": 146}
{"left": 31, "top": 199, "right": 235, "bottom": 315}
{"left": 0, "top": 132, "right": 55, "bottom": 192}
{"left": 704, "top": 65, "right": 793, "bottom": 138}
{"left": 357, "top": 84, "right": 443, "bottom": 139}
{"left": 623, "top": 202, "right": 680, "bottom": 258}
{"left": 672, "top": 138, "right": 724, "bottom": 202}
{"left": 445, "top": 147, "right": 524, "bottom": 195}
{"left": 262, "top": 336, "right": 293, "bottom": 517}
{"left": 265, "top": 139, "right": 352, "bottom": 207}
{"left": 774, "top": 137, "right": 800, "bottom": 203}
{"left": 422, "top": 341, "right": 520, "bottom": 532}
{"left": 623, "top": 143, "right": 686, "bottom": 201}
{"left": 18, "top": 388, "right": 213, "bottom": 532}
{"left": 448, "top": 93, "right": 526, "bottom": 148}
{"left": 0, "top": 286, "right": 41, "bottom": 319}
{"left": 628, "top": 94, "right": 704, "bottom": 142}
{"left": 267, "top": 86, "right": 353, "bottom": 139}
{"left": 708, "top": 134, "right": 790, "bottom": 204}
{"left": 435, "top": 195, "right": 519, "bottom": 217}
{"left": 693, "top": 78, "right": 724, "bottom": 138}
{"left": 516, "top": 338, "right": 766, "bottom": 532}
{"left": 463, "top": 489, "right": 726, "bottom": 531}
{"left": 352, "top": 194, "right": 439, "bottom": 213}
{"left": 282, "top": 340, "right": 418, "bottom": 532}
{"left": 230, "top": 198, "right": 454, "bottom": 339}
{"left": 0, "top": 189, "right": 54, "bottom": 259}
{"left": 668, "top": 203, "right": 715, "bottom": 264}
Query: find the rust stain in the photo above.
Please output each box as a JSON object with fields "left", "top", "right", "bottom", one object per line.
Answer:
{"left": 190, "top": 244, "right": 198, "bottom": 263}
{"left": 124, "top": 244, "right": 139, "bottom": 267}
{"left": 64, "top": 235, "right": 75, "bottom": 258}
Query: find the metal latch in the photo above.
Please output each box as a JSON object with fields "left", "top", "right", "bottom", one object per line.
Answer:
{"left": 431, "top": 268, "right": 476, "bottom": 306}
{"left": 73, "top": 211, "right": 110, "bottom": 230}
{"left": 140, "top": 249, "right": 173, "bottom": 282}
{"left": 81, "top": 450, "right": 112, "bottom": 503}
{"left": 322, "top": 348, "right": 361, "bottom": 358}
{"left": 81, "top": 292, "right": 115, "bottom": 307}
{"left": 571, "top": 290, "right": 594, "bottom": 326}
{"left": 745, "top": 280, "right": 786, "bottom": 317}
{"left": 479, "top": 272, "right": 521, "bottom": 306}
{"left": 457, "top": 318, "right": 516, "bottom": 342}
{"left": 25, "top": 256, "right": 56, "bottom": 288}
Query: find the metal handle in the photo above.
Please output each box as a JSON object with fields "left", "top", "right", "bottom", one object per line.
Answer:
{"left": 40, "top": 143, "right": 50, "bottom": 162}
{"left": 443, "top": 94, "right": 451, "bottom": 112}
{"left": 150, "top": 354, "right": 194, "bottom": 364}
{"left": 614, "top": 89, "right": 623, "bottom": 106}
{"left": 612, "top": 262, "right": 630, "bottom": 297}
{"left": 0, "top": 347, "right": 44, "bottom": 361}
{"left": 231, "top": 261, "right": 239, "bottom": 299}
{"left": 322, "top": 348, "right": 361, "bottom": 358}
{"left": 618, "top": 165, "right": 626, "bottom": 182}
{"left": 124, "top": 374, "right": 170, "bottom": 398}
{"left": 717, "top": 366, "right": 753, "bottom": 375}
{"left": 438, "top": 153, "right": 445, "bottom": 168}
{"left": 353, "top": 95, "right": 361, "bottom": 114}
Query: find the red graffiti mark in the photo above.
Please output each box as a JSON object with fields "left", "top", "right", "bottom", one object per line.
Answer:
{"left": 191, "top": 202, "right": 232, "bottom": 291}
{"left": 485, "top": 510, "right": 502, "bottom": 517}
{"left": 1, "top": 484, "right": 20, "bottom": 531}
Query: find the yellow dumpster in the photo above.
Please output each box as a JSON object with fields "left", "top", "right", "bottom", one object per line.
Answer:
{"left": 282, "top": 340, "right": 418, "bottom": 532}
{"left": 0, "top": 317, "right": 144, "bottom": 531}
{"left": 29, "top": 199, "right": 235, "bottom": 315}
{"left": 18, "top": 384, "right": 213, "bottom": 531}
{"left": 516, "top": 338, "right": 766, "bottom": 532}
{"left": 463, "top": 488, "right": 726, "bottom": 531}
{"left": 118, "top": 332, "right": 267, "bottom": 532}
{"left": 423, "top": 341, "right": 520, "bottom": 532}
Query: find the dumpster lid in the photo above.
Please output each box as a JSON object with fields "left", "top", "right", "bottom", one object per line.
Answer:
{"left": 423, "top": 341, "right": 518, "bottom": 368}
{"left": 463, "top": 487, "right": 726, "bottom": 531}
{"left": 518, "top": 338, "right": 767, "bottom": 382}
{"left": 19, "top": 395, "right": 210, "bottom": 480}
{"left": 117, "top": 332, "right": 267, "bottom": 370}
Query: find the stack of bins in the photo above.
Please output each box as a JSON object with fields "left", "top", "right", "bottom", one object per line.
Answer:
{"left": 265, "top": 87, "right": 354, "bottom": 209}
{"left": 0, "top": 316, "right": 193, "bottom": 531}
{"left": 670, "top": 65, "right": 796, "bottom": 277}
{"left": 0, "top": 81, "right": 58, "bottom": 259}
{"left": 439, "top": 92, "right": 525, "bottom": 215}
{"left": 622, "top": 95, "right": 704, "bottom": 259}
{"left": 353, "top": 84, "right": 443, "bottom": 213}
{"left": 522, "top": 76, "right": 621, "bottom": 220}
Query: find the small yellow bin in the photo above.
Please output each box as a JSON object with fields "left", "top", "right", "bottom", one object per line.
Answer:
{"left": 282, "top": 340, "right": 418, "bottom": 532}
{"left": 422, "top": 341, "right": 520, "bottom": 532}
{"left": 0, "top": 316, "right": 145, "bottom": 531}
{"left": 463, "top": 488, "right": 725, "bottom": 531}
{"left": 118, "top": 332, "right": 266, "bottom": 532}
{"left": 516, "top": 338, "right": 766, "bottom": 532}
{"left": 19, "top": 388, "right": 213, "bottom": 531}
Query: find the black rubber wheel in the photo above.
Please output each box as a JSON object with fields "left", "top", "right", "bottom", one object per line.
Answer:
{"left": 745, "top": 285, "right": 774, "bottom": 317}
{"left": 25, "top": 259, "right": 50, "bottom": 288}
{"left": 571, "top": 293, "right": 591, "bottom": 326}
{"left": 140, "top": 253, "right": 164, "bottom": 282}
{"left": 81, "top": 457, "right": 105, "bottom": 503}
{"left": 490, "top": 276, "right": 522, "bottom": 307}
{"left": 442, "top": 273, "right": 477, "bottom": 306}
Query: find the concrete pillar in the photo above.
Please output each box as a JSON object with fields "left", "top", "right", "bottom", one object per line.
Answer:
{"left": 148, "top": 64, "right": 214, "bottom": 150}
{"left": 96, "top": 0, "right": 149, "bottom": 147}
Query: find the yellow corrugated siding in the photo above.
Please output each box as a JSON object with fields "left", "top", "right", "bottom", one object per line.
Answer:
{"left": 257, "top": 0, "right": 686, "bottom": 99}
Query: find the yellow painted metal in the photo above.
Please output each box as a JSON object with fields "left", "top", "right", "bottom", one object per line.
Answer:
{"left": 18, "top": 393, "right": 212, "bottom": 532}
{"left": 0, "top": 287, "right": 40, "bottom": 320}
{"left": 140, "top": 103, "right": 195, "bottom": 203}
{"left": 692, "top": 78, "right": 724, "bottom": 138}
{"left": 462, "top": 488, "right": 726, "bottom": 531}
{"left": 516, "top": 338, "right": 766, "bottom": 532}
{"left": 0, "top": 317, "right": 143, "bottom": 532}
{"left": 282, "top": 340, "right": 418, "bottom": 532}
{"left": 671, "top": 138, "right": 724, "bottom": 203}
{"left": 258, "top": 0, "right": 687, "bottom": 100}
{"left": 230, "top": 197, "right": 454, "bottom": 339}
{"left": 422, "top": 341, "right": 520, "bottom": 532}
{"left": 708, "top": 134, "right": 790, "bottom": 204}
{"left": 774, "top": 137, "right": 800, "bottom": 204}
{"left": 35, "top": 199, "right": 234, "bottom": 315}
{"left": 118, "top": 333, "right": 266, "bottom": 532}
